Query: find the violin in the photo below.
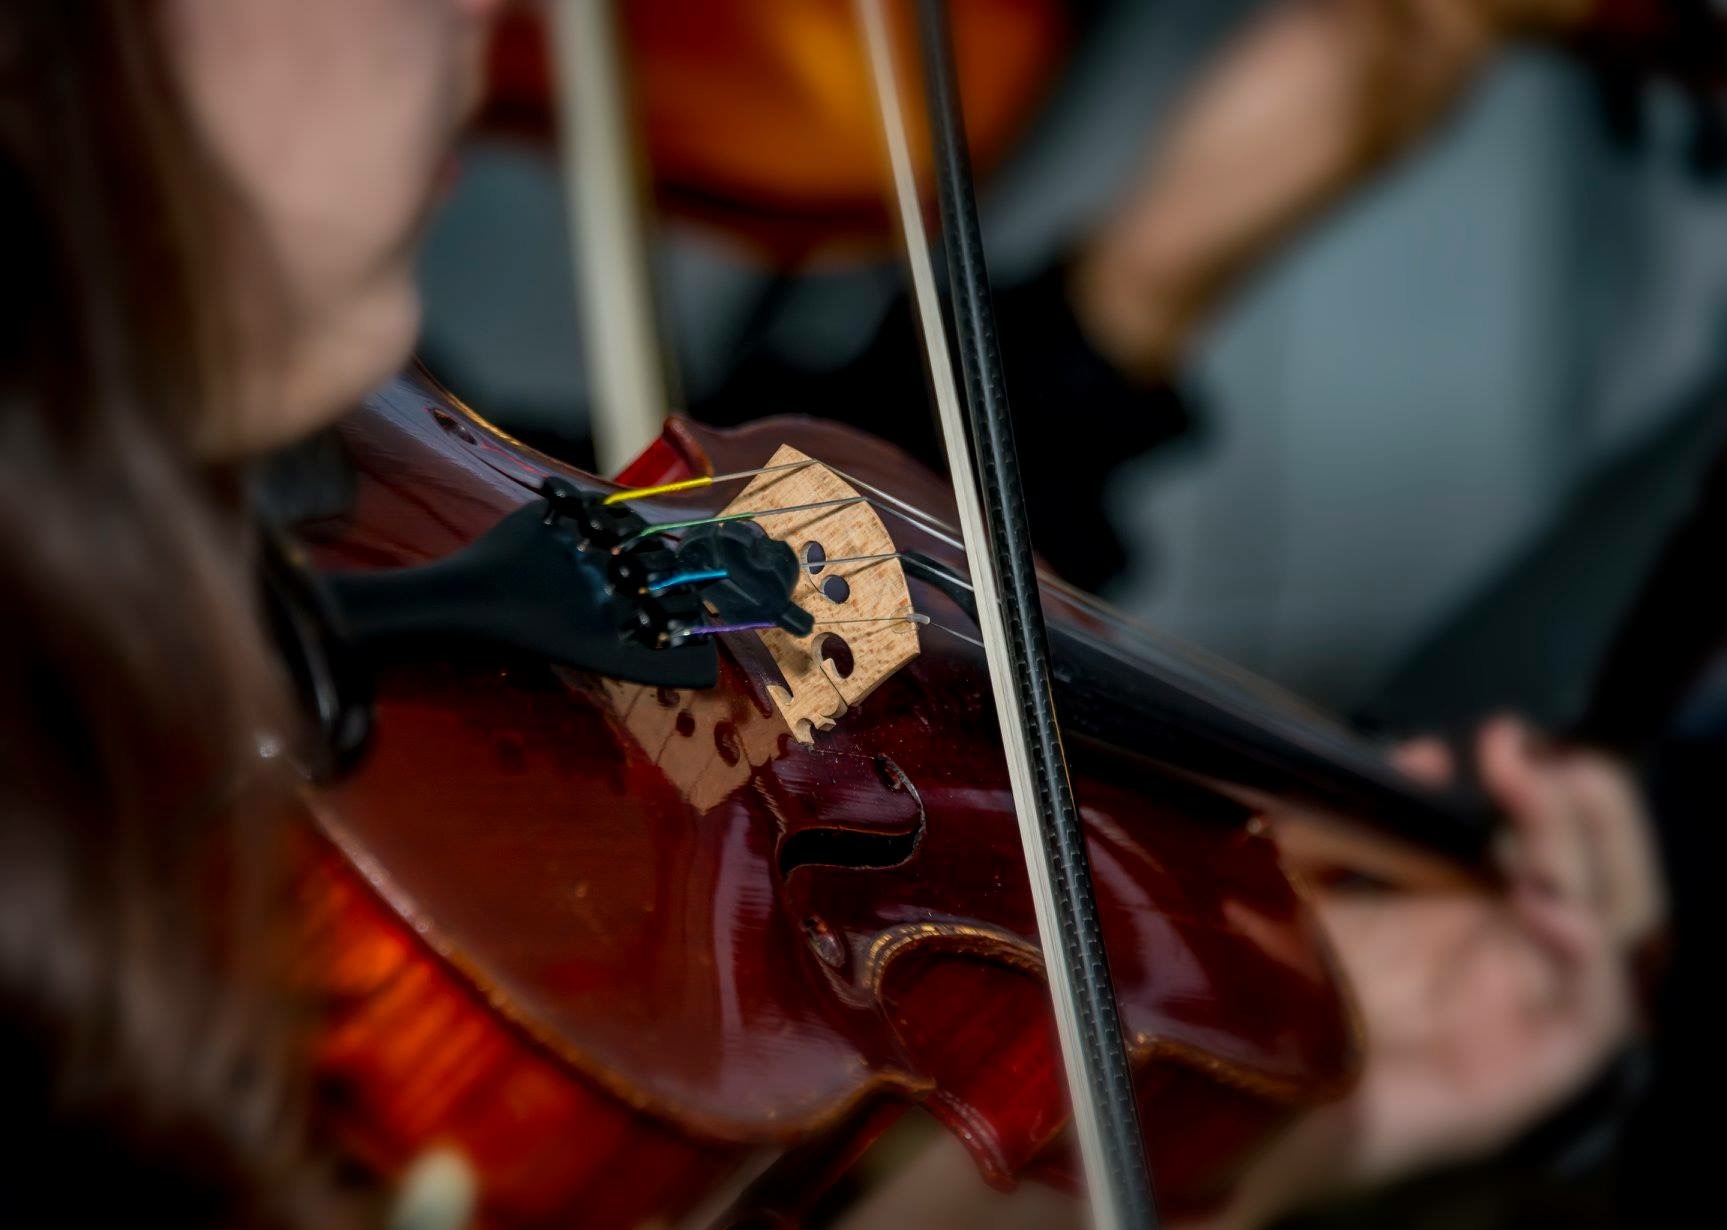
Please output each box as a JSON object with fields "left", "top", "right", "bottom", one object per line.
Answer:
{"left": 273, "top": 4, "right": 1502, "bottom": 1226}
{"left": 280, "top": 360, "right": 1489, "bottom": 1227}
{"left": 482, "top": 0, "right": 1071, "bottom": 257}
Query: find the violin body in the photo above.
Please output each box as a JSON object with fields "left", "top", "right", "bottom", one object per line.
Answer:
{"left": 292, "top": 369, "right": 1360, "bottom": 1226}
{"left": 483, "top": 0, "right": 1070, "bottom": 257}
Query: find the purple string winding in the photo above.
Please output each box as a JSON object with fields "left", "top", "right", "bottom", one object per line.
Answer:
{"left": 683, "top": 621, "right": 777, "bottom": 637}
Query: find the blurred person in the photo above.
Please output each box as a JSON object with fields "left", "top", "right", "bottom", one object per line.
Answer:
{"left": 1067, "top": 0, "right": 1719, "bottom": 387}
{"left": 697, "top": 0, "right": 1722, "bottom": 589}
{"left": 0, "top": 4, "right": 1694, "bottom": 1230}
{"left": 0, "top": 0, "right": 505, "bottom": 1224}
{"left": 1073, "top": 5, "right": 1715, "bottom": 1220}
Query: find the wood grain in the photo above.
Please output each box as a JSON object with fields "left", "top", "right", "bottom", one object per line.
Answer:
{"left": 721, "top": 445, "right": 920, "bottom": 742}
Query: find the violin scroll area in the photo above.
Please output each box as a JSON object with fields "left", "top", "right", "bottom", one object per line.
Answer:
{"left": 721, "top": 445, "right": 920, "bottom": 742}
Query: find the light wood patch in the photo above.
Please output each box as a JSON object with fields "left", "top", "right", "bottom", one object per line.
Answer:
{"left": 721, "top": 446, "right": 919, "bottom": 742}
{"left": 597, "top": 679, "right": 785, "bottom": 812}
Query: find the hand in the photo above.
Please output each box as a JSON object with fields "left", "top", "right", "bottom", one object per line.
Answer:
{"left": 1202, "top": 717, "right": 1663, "bottom": 1228}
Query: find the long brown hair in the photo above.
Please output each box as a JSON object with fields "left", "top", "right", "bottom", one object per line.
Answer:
{"left": 1, "top": 3, "right": 362, "bottom": 1223}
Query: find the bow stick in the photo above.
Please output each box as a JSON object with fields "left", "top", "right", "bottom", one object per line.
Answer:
{"left": 549, "top": 0, "right": 668, "bottom": 473}
{"left": 854, "top": 1, "right": 1158, "bottom": 1226}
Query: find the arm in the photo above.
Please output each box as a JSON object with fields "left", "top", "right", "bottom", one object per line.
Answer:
{"left": 1070, "top": 0, "right": 1595, "bottom": 383}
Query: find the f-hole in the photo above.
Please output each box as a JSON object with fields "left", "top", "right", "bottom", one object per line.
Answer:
{"left": 777, "top": 756, "right": 923, "bottom": 876}
{"left": 778, "top": 825, "right": 921, "bottom": 877}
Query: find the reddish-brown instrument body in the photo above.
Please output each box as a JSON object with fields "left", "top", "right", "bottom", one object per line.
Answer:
{"left": 293, "top": 370, "right": 1360, "bottom": 1227}
{"left": 482, "top": 0, "right": 1069, "bottom": 257}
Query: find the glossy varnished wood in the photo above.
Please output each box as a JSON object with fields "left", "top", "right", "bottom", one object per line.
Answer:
{"left": 295, "top": 369, "right": 1360, "bottom": 1224}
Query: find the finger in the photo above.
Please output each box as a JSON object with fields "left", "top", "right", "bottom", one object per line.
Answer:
{"left": 1480, "top": 719, "right": 1593, "bottom": 905}
{"left": 1510, "top": 884, "right": 1597, "bottom": 971}
{"left": 1557, "top": 754, "right": 1665, "bottom": 947}
{"left": 1480, "top": 716, "right": 1549, "bottom": 877}
{"left": 1508, "top": 886, "right": 1633, "bottom": 1077}
{"left": 1392, "top": 738, "right": 1454, "bottom": 786}
{"left": 1478, "top": 716, "right": 1542, "bottom": 818}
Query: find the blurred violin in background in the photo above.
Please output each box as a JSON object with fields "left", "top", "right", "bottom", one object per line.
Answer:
{"left": 480, "top": 0, "right": 1071, "bottom": 257}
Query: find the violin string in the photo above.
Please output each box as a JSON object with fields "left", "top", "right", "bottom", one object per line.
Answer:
{"left": 629, "top": 495, "right": 865, "bottom": 542}
{"left": 615, "top": 454, "right": 1156, "bottom": 651}
{"left": 646, "top": 568, "right": 727, "bottom": 595}
{"left": 688, "top": 612, "right": 932, "bottom": 637}
{"left": 799, "top": 460, "right": 1180, "bottom": 644}
{"left": 815, "top": 613, "right": 930, "bottom": 628}
{"left": 613, "top": 456, "right": 966, "bottom": 555}
{"left": 924, "top": 618, "right": 986, "bottom": 650}
{"left": 601, "top": 458, "right": 816, "bottom": 506}
{"left": 599, "top": 440, "right": 1086, "bottom": 608}
{"left": 823, "top": 611, "right": 986, "bottom": 649}
{"left": 808, "top": 549, "right": 978, "bottom": 594}
{"left": 780, "top": 471, "right": 1168, "bottom": 649}
{"left": 638, "top": 459, "right": 1137, "bottom": 631}
{"left": 818, "top": 465, "right": 966, "bottom": 555}
{"left": 638, "top": 513, "right": 1254, "bottom": 721}
{"left": 679, "top": 620, "right": 775, "bottom": 637}
{"left": 677, "top": 608, "right": 981, "bottom": 651}
{"left": 802, "top": 549, "right": 902, "bottom": 572}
